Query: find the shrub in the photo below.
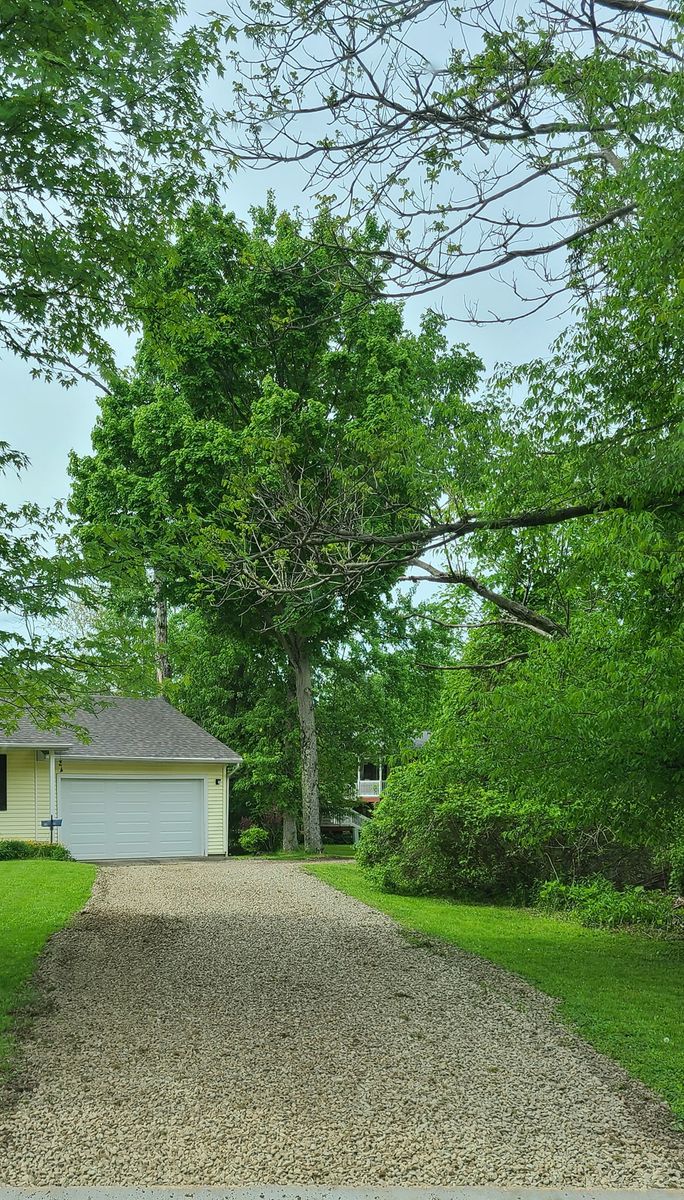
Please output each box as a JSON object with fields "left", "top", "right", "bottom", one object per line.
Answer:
{"left": 0, "top": 839, "right": 72, "bottom": 861}
{"left": 537, "top": 876, "right": 677, "bottom": 929}
{"left": 668, "top": 839, "right": 684, "bottom": 894}
{"left": 357, "top": 760, "right": 548, "bottom": 898}
{"left": 357, "top": 757, "right": 672, "bottom": 901}
{"left": 238, "top": 825, "right": 270, "bottom": 855}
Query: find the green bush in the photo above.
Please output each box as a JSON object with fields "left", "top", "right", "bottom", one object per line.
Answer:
{"left": 357, "top": 760, "right": 548, "bottom": 898}
{"left": 357, "top": 757, "right": 671, "bottom": 901}
{"left": 0, "top": 839, "right": 72, "bottom": 862}
{"left": 238, "top": 825, "right": 270, "bottom": 855}
{"left": 537, "top": 876, "right": 677, "bottom": 929}
{"left": 668, "top": 839, "right": 684, "bottom": 894}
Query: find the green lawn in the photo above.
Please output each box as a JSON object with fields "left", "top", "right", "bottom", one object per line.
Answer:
{"left": 308, "top": 862, "right": 684, "bottom": 1122}
{"left": 0, "top": 860, "right": 96, "bottom": 1071}
{"left": 260, "top": 842, "right": 357, "bottom": 860}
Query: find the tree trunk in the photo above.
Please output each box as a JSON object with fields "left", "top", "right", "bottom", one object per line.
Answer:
{"left": 153, "top": 574, "right": 172, "bottom": 686}
{"left": 282, "top": 810, "right": 298, "bottom": 852}
{"left": 284, "top": 633, "right": 322, "bottom": 853}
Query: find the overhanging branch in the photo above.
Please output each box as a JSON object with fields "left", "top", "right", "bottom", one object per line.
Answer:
{"left": 405, "top": 560, "right": 568, "bottom": 638}
{"left": 417, "top": 652, "right": 530, "bottom": 671}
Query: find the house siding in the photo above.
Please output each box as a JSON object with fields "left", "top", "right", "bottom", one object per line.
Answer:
{"left": 0, "top": 750, "right": 52, "bottom": 842}
{"left": 36, "top": 754, "right": 50, "bottom": 838}
{"left": 56, "top": 759, "right": 227, "bottom": 854}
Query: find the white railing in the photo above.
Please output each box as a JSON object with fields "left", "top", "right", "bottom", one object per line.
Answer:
{"left": 323, "top": 810, "right": 371, "bottom": 829}
{"left": 357, "top": 779, "right": 382, "bottom": 797}
{"left": 321, "top": 809, "right": 372, "bottom": 843}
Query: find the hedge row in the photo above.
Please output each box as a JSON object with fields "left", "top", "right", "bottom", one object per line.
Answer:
{"left": 0, "top": 839, "right": 72, "bottom": 861}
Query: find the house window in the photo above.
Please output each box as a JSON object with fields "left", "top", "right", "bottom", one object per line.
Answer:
{"left": 360, "top": 762, "right": 380, "bottom": 781}
{"left": 0, "top": 754, "right": 6, "bottom": 811}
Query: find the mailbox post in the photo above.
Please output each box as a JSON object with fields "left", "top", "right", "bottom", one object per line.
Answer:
{"left": 40, "top": 817, "right": 63, "bottom": 845}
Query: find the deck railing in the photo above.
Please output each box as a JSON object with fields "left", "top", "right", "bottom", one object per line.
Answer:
{"left": 357, "top": 779, "right": 382, "bottom": 797}
{"left": 321, "top": 809, "right": 372, "bottom": 843}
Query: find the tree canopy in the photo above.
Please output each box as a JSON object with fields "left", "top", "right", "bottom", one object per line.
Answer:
{"left": 1, "top": 0, "right": 225, "bottom": 382}
{"left": 225, "top": 0, "right": 682, "bottom": 310}
{"left": 69, "top": 202, "right": 480, "bottom": 846}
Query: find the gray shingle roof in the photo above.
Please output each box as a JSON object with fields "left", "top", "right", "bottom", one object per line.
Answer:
{"left": 0, "top": 697, "right": 241, "bottom": 763}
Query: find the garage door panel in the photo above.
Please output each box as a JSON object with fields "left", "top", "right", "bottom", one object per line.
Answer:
{"left": 59, "top": 777, "right": 205, "bottom": 860}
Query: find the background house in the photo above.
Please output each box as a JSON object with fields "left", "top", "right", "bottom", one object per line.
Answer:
{"left": 321, "top": 736, "right": 430, "bottom": 844}
{"left": 321, "top": 758, "right": 386, "bottom": 844}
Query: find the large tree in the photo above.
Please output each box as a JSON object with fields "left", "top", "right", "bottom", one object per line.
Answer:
{"left": 70, "top": 202, "right": 481, "bottom": 848}
{"left": 215, "top": 0, "right": 684, "bottom": 882}
{"left": 214, "top": 0, "right": 684, "bottom": 660}
{"left": 164, "top": 595, "right": 449, "bottom": 848}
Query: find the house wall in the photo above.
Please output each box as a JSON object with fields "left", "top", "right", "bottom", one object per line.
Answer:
{"left": 56, "top": 759, "right": 227, "bottom": 854}
{"left": 0, "top": 750, "right": 50, "bottom": 842}
{"left": 0, "top": 754, "right": 228, "bottom": 854}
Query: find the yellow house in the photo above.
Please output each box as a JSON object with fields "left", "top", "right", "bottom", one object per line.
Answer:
{"left": 0, "top": 696, "right": 241, "bottom": 860}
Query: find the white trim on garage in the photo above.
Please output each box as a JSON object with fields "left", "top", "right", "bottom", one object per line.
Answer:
{"left": 57, "top": 773, "right": 209, "bottom": 860}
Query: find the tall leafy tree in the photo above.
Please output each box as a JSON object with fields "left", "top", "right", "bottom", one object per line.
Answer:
{"left": 216, "top": 0, "right": 684, "bottom": 884}
{"left": 70, "top": 202, "right": 481, "bottom": 847}
{"left": 1, "top": 0, "right": 226, "bottom": 381}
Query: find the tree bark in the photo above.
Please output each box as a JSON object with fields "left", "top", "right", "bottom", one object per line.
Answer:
{"left": 283, "top": 632, "right": 322, "bottom": 852}
{"left": 282, "top": 810, "right": 298, "bottom": 852}
{"left": 153, "top": 574, "right": 172, "bottom": 686}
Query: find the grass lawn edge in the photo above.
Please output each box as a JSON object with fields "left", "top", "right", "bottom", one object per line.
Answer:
{"left": 305, "top": 860, "right": 684, "bottom": 1126}
{"left": 0, "top": 860, "right": 97, "bottom": 1077}
{"left": 253, "top": 842, "right": 357, "bottom": 861}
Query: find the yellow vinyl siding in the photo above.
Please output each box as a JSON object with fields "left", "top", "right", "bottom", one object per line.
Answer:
{"left": 207, "top": 772, "right": 225, "bottom": 854}
{"left": 35, "top": 755, "right": 50, "bottom": 838}
{"left": 0, "top": 750, "right": 51, "bottom": 842}
{"left": 56, "top": 759, "right": 227, "bottom": 854}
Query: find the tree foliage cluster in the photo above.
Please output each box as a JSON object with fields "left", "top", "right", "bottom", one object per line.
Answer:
{"left": 2, "top": 0, "right": 228, "bottom": 381}
{"left": 0, "top": 445, "right": 130, "bottom": 731}
{"left": 2, "top": 0, "right": 684, "bottom": 890}
{"left": 0, "top": 0, "right": 231, "bottom": 719}
{"left": 360, "top": 506, "right": 684, "bottom": 900}
{"left": 356, "top": 194, "right": 684, "bottom": 895}
{"left": 69, "top": 202, "right": 479, "bottom": 848}
{"left": 226, "top": 0, "right": 684, "bottom": 310}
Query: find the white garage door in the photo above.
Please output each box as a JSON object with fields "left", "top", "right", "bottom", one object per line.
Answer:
{"left": 59, "top": 777, "right": 205, "bottom": 860}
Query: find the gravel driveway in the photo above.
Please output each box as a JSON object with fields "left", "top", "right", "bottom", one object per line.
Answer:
{"left": 1, "top": 860, "right": 682, "bottom": 1188}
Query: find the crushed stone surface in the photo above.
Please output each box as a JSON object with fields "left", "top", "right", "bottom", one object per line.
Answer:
{"left": 0, "top": 859, "right": 682, "bottom": 1187}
